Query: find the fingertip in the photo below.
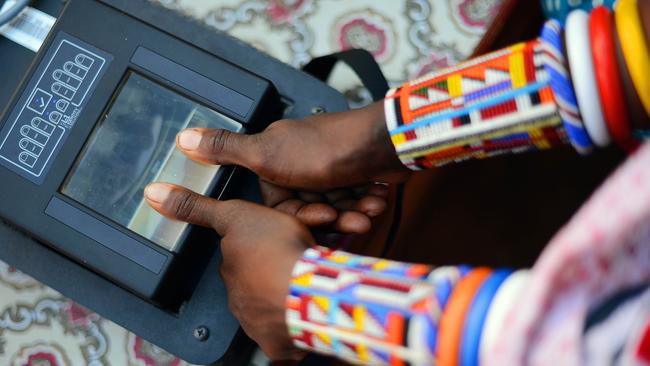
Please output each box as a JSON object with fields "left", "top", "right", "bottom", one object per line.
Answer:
{"left": 297, "top": 203, "right": 338, "bottom": 227}
{"left": 176, "top": 128, "right": 202, "bottom": 151}
{"left": 144, "top": 182, "right": 173, "bottom": 205}
{"left": 274, "top": 200, "right": 337, "bottom": 227}
{"left": 355, "top": 196, "right": 387, "bottom": 217}
{"left": 335, "top": 211, "right": 371, "bottom": 234}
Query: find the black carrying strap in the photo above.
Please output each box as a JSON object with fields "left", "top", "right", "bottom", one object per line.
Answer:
{"left": 302, "top": 48, "right": 389, "bottom": 102}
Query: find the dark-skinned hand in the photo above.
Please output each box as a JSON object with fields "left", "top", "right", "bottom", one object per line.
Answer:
{"left": 174, "top": 102, "right": 411, "bottom": 234}
{"left": 145, "top": 183, "right": 309, "bottom": 361}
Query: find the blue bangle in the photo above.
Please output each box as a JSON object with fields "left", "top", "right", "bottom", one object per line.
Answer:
{"left": 459, "top": 269, "right": 512, "bottom": 366}
{"left": 541, "top": 0, "right": 616, "bottom": 23}
{"left": 540, "top": 19, "right": 594, "bottom": 154}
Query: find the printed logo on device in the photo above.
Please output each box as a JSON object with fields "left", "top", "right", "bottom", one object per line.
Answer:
{"left": 0, "top": 32, "right": 112, "bottom": 185}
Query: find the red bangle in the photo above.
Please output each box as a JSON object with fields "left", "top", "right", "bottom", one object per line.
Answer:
{"left": 590, "top": 6, "right": 639, "bottom": 152}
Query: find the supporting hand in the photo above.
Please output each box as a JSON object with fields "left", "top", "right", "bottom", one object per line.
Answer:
{"left": 145, "top": 183, "right": 310, "bottom": 360}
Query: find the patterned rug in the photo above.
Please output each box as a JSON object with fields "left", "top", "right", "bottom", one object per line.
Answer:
{"left": 0, "top": 1, "right": 500, "bottom": 364}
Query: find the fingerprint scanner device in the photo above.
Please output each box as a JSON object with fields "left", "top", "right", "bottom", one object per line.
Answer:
{"left": 0, "top": 2, "right": 279, "bottom": 305}
{"left": 0, "top": 0, "right": 348, "bottom": 364}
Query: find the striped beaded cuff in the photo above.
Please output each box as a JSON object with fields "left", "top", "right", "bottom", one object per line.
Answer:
{"left": 285, "top": 245, "right": 470, "bottom": 366}
{"left": 384, "top": 40, "right": 569, "bottom": 171}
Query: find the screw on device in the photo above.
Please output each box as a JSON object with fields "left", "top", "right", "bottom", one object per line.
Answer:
{"left": 193, "top": 326, "right": 210, "bottom": 342}
{"left": 311, "top": 106, "right": 326, "bottom": 115}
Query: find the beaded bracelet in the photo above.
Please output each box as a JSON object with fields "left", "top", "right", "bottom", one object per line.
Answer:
{"left": 385, "top": 40, "right": 567, "bottom": 169}
{"left": 615, "top": 0, "right": 650, "bottom": 119}
{"left": 539, "top": 19, "right": 593, "bottom": 154}
{"left": 566, "top": 10, "right": 611, "bottom": 147}
{"left": 459, "top": 269, "right": 512, "bottom": 366}
{"left": 286, "top": 246, "right": 471, "bottom": 365}
{"left": 437, "top": 268, "right": 491, "bottom": 366}
{"left": 612, "top": 8, "right": 650, "bottom": 136}
{"left": 589, "top": 6, "right": 637, "bottom": 152}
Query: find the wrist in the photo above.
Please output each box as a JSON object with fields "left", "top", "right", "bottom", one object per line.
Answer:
{"left": 350, "top": 101, "right": 412, "bottom": 182}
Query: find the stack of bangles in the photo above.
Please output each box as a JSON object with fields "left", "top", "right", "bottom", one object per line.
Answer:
{"left": 532, "top": 0, "right": 650, "bottom": 152}
{"left": 552, "top": 0, "right": 650, "bottom": 152}
{"left": 384, "top": 0, "right": 649, "bottom": 169}
{"left": 286, "top": 246, "right": 530, "bottom": 366}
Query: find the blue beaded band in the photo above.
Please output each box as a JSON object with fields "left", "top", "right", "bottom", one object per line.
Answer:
{"left": 426, "top": 265, "right": 472, "bottom": 353}
{"left": 459, "top": 269, "right": 512, "bottom": 366}
{"left": 541, "top": 0, "right": 616, "bottom": 23}
{"left": 540, "top": 19, "right": 594, "bottom": 154}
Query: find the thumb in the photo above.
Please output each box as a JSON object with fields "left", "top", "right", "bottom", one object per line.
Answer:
{"left": 144, "top": 182, "right": 253, "bottom": 236}
{"left": 176, "top": 128, "right": 261, "bottom": 169}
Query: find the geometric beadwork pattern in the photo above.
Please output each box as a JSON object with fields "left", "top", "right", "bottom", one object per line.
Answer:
{"left": 385, "top": 40, "right": 569, "bottom": 170}
{"left": 286, "top": 246, "right": 470, "bottom": 366}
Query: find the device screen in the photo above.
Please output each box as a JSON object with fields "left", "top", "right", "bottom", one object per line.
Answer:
{"left": 61, "top": 72, "right": 242, "bottom": 252}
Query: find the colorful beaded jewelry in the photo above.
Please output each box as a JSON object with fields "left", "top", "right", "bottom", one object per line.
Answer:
{"left": 615, "top": 0, "right": 650, "bottom": 119}
{"left": 478, "top": 270, "right": 530, "bottom": 365}
{"left": 540, "top": 19, "right": 594, "bottom": 154}
{"left": 286, "top": 246, "right": 471, "bottom": 366}
{"left": 385, "top": 40, "right": 567, "bottom": 170}
{"left": 437, "top": 268, "right": 491, "bottom": 366}
{"left": 566, "top": 10, "right": 611, "bottom": 147}
{"left": 459, "top": 269, "right": 512, "bottom": 366}
{"left": 589, "top": 6, "right": 636, "bottom": 151}
{"left": 612, "top": 10, "right": 650, "bottom": 136}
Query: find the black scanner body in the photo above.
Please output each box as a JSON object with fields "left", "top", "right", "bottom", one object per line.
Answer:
{"left": 0, "top": 0, "right": 348, "bottom": 364}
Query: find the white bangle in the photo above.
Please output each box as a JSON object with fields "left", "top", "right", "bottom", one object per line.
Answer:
{"left": 566, "top": 10, "right": 611, "bottom": 147}
{"left": 479, "top": 270, "right": 531, "bottom": 365}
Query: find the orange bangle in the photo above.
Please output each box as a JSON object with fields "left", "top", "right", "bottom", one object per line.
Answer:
{"left": 437, "top": 267, "right": 492, "bottom": 366}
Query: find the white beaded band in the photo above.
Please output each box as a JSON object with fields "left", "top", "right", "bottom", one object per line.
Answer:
{"left": 566, "top": 10, "right": 611, "bottom": 147}
{"left": 479, "top": 270, "right": 531, "bottom": 366}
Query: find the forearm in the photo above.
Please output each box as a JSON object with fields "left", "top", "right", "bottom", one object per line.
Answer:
{"left": 373, "top": 7, "right": 650, "bottom": 171}
{"left": 285, "top": 246, "right": 527, "bottom": 366}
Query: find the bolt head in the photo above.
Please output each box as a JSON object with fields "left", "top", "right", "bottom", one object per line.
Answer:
{"left": 193, "top": 326, "right": 210, "bottom": 341}
{"left": 311, "top": 106, "right": 326, "bottom": 115}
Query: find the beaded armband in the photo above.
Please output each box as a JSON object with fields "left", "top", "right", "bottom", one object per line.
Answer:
{"left": 384, "top": 40, "right": 568, "bottom": 170}
{"left": 286, "top": 246, "right": 470, "bottom": 365}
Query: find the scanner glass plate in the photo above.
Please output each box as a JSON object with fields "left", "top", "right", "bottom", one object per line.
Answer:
{"left": 61, "top": 72, "right": 242, "bottom": 251}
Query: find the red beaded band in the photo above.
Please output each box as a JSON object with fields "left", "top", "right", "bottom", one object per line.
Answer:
{"left": 590, "top": 6, "right": 638, "bottom": 151}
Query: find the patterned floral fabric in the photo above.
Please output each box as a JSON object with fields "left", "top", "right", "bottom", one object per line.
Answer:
{"left": 488, "top": 141, "right": 650, "bottom": 365}
{"left": 0, "top": 263, "right": 192, "bottom": 366}
{"left": 156, "top": 0, "right": 502, "bottom": 106}
{"left": 0, "top": 1, "right": 503, "bottom": 365}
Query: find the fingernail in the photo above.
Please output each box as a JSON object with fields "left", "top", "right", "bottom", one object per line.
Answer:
{"left": 178, "top": 129, "right": 202, "bottom": 150}
{"left": 145, "top": 183, "right": 172, "bottom": 203}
